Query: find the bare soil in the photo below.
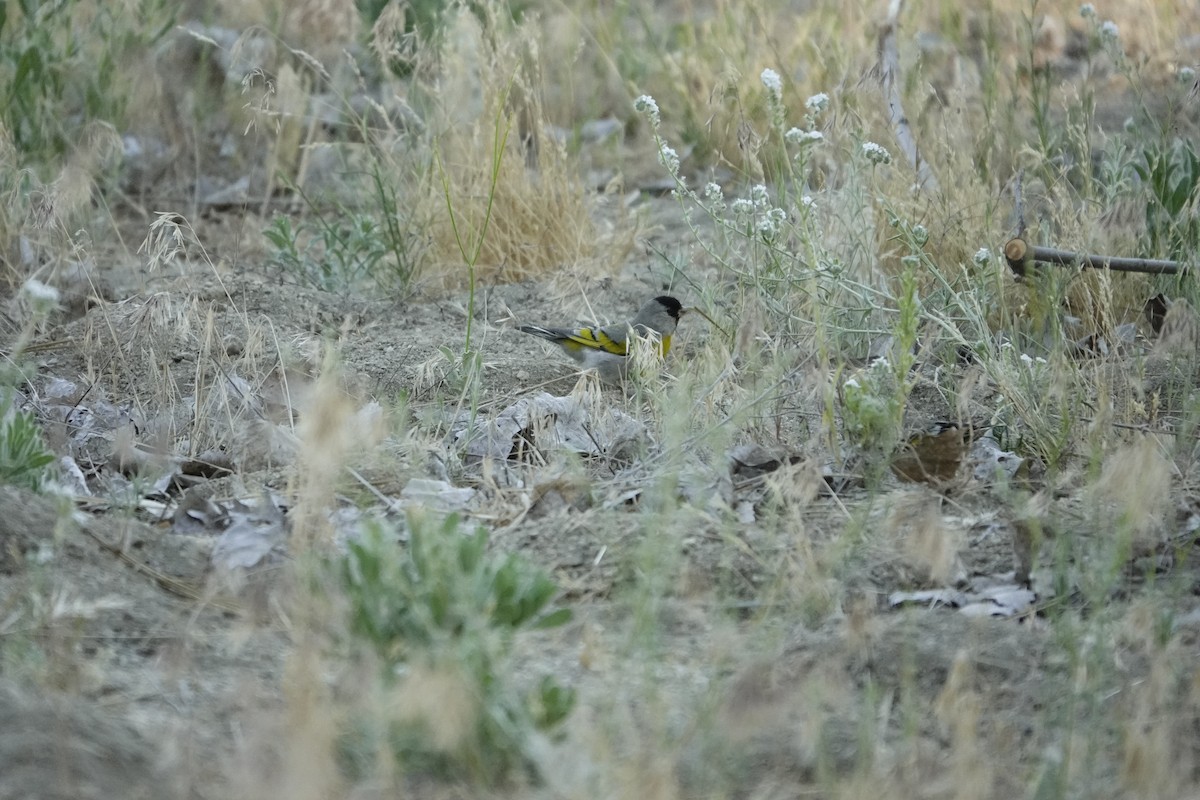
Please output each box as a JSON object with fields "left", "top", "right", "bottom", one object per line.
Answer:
{"left": 6, "top": 47, "right": 1200, "bottom": 800}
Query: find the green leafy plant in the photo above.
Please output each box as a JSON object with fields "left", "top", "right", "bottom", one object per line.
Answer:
{"left": 356, "top": 0, "right": 451, "bottom": 76}
{"left": 264, "top": 166, "right": 421, "bottom": 293}
{"left": 1133, "top": 137, "right": 1200, "bottom": 260}
{"left": 0, "top": 0, "right": 174, "bottom": 161}
{"left": 838, "top": 261, "right": 920, "bottom": 480}
{"left": 840, "top": 359, "right": 904, "bottom": 460}
{"left": 2, "top": 0, "right": 78, "bottom": 158}
{"left": 339, "top": 511, "right": 573, "bottom": 783}
{"left": 0, "top": 393, "right": 56, "bottom": 491}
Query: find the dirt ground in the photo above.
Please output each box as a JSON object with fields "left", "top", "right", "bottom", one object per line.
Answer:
{"left": 7, "top": 184, "right": 1200, "bottom": 798}
{"left": 6, "top": 7, "right": 1200, "bottom": 799}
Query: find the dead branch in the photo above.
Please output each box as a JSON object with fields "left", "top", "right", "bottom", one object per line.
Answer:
{"left": 1003, "top": 237, "right": 1191, "bottom": 278}
{"left": 877, "top": 0, "right": 938, "bottom": 191}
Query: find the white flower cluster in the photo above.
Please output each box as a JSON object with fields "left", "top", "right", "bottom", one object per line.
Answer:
{"left": 703, "top": 182, "right": 725, "bottom": 212}
{"left": 761, "top": 68, "right": 786, "bottom": 130}
{"left": 634, "top": 94, "right": 660, "bottom": 128}
{"left": 658, "top": 143, "right": 680, "bottom": 174}
{"left": 750, "top": 183, "right": 770, "bottom": 208}
{"left": 21, "top": 279, "right": 60, "bottom": 315}
{"left": 635, "top": 77, "right": 832, "bottom": 248}
{"left": 1078, "top": 4, "right": 1121, "bottom": 55}
{"left": 762, "top": 207, "right": 788, "bottom": 237}
{"left": 785, "top": 128, "right": 824, "bottom": 146}
{"left": 756, "top": 69, "right": 829, "bottom": 164}
{"left": 862, "top": 141, "right": 892, "bottom": 165}
{"left": 760, "top": 68, "right": 783, "bottom": 101}
{"left": 725, "top": 185, "right": 792, "bottom": 240}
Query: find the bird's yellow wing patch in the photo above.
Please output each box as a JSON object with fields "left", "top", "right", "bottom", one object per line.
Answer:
{"left": 557, "top": 327, "right": 670, "bottom": 357}
{"left": 560, "top": 327, "right": 628, "bottom": 356}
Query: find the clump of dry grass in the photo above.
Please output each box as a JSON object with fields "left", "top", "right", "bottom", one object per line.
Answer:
{"left": 6, "top": 121, "right": 122, "bottom": 285}
{"left": 1089, "top": 435, "right": 1173, "bottom": 555}
{"left": 214, "top": 0, "right": 622, "bottom": 293}
{"left": 12, "top": 1, "right": 1200, "bottom": 799}
{"left": 407, "top": 3, "right": 612, "bottom": 289}
{"left": 289, "top": 348, "right": 387, "bottom": 546}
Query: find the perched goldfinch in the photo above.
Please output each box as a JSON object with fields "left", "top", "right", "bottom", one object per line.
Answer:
{"left": 519, "top": 295, "right": 684, "bottom": 383}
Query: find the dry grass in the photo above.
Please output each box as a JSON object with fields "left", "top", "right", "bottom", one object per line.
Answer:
{"left": 418, "top": 5, "right": 608, "bottom": 287}
{"left": 6, "top": 0, "right": 1200, "bottom": 798}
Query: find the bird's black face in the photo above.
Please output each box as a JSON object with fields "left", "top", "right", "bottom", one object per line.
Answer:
{"left": 655, "top": 295, "right": 684, "bottom": 320}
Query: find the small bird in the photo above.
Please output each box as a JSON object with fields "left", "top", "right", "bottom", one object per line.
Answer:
{"left": 518, "top": 295, "right": 684, "bottom": 383}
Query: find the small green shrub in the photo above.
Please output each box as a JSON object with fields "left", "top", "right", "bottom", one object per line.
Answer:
{"left": 0, "top": 393, "right": 56, "bottom": 491}
{"left": 265, "top": 170, "right": 421, "bottom": 293}
{"left": 0, "top": 0, "right": 174, "bottom": 162}
{"left": 338, "top": 511, "right": 573, "bottom": 784}
{"left": 1133, "top": 137, "right": 1200, "bottom": 261}
{"left": 840, "top": 358, "right": 904, "bottom": 463}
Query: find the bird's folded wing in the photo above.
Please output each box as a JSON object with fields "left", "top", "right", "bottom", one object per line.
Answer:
{"left": 561, "top": 326, "right": 627, "bottom": 355}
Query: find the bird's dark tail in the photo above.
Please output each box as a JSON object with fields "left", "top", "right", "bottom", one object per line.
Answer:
{"left": 518, "top": 325, "right": 558, "bottom": 340}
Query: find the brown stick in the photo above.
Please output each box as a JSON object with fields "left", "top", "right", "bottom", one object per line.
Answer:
{"left": 1004, "top": 237, "right": 1190, "bottom": 278}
